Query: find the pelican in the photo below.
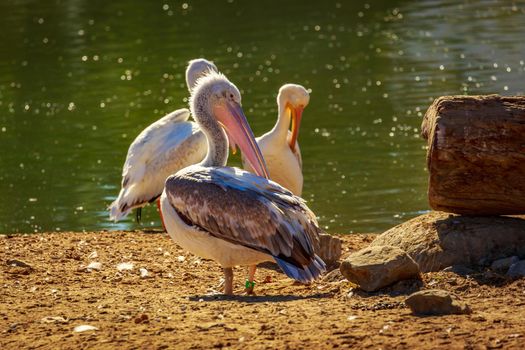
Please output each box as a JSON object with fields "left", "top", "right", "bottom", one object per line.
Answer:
{"left": 242, "top": 84, "right": 309, "bottom": 196}
{"left": 160, "top": 72, "right": 326, "bottom": 295}
{"left": 109, "top": 59, "right": 217, "bottom": 222}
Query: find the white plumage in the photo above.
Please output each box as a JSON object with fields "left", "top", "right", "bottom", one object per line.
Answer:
{"left": 242, "top": 84, "right": 309, "bottom": 196}
{"left": 109, "top": 59, "right": 217, "bottom": 222}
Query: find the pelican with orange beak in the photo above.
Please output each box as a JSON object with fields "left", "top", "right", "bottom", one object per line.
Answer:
{"left": 242, "top": 84, "right": 309, "bottom": 196}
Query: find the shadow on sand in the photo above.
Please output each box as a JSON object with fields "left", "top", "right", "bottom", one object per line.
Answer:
{"left": 188, "top": 292, "right": 332, "bottom": 303}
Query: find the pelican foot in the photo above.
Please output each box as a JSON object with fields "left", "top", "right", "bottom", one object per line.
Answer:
{"left": 245, "top": 280, "right": 256, "bottom": 295}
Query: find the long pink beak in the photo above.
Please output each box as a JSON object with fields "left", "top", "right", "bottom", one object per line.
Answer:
{"left": 214, "top": 101, "right": 269, "bottom": 179}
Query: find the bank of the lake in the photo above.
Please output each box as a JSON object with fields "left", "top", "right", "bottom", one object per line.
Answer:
{"left": 2, "top": 231, "right": 524, "bottom": 349}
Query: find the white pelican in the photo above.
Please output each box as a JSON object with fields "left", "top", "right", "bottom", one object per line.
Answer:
{"left": 160, "top": 72, "right": 326, "bottom": 295}
{"left": 109, "top": 59, "right": 218, "bottom": 222}
{"left": 242, "top": 84, "right": 309, "bottom": 196}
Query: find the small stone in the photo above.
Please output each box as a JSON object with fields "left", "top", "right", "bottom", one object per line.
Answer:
{"left": 491, "top": 256, "right": 519, "bottom": 271}
{"left": 442, "top": 265, "right": 475, "bottom": 276}
{"left": 140, "top": 267, "right": 149, "bottom": 278}
{"left": 73, "top": 324, "right": 99, "bottom": 332}
{"left": 6, "top": 259, "right": 32, "bottom": 269}
{"left": 86, "top": 262, "right": 102, "bottom": 271}
{"left": 41, "top": 316, "right": 68, "bottom": 324}
{"left": 321, "top": 268, "right": 345, "bottom": 282}
{"left": 117, "top": 262, "right": 134, "bottom": 271}
{"left": 405, "top": 289, "right": 472, "bottom": 316}
{"left": 134, "top": 314, "right": 149, "bottom": 324}
{"left": 507, "top": 260, "right": 525, "bottom": 278}
{"left": 340, "top": 245, "right": 420, "bottom": 292}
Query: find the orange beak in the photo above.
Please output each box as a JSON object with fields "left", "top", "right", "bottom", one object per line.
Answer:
{"left": 213, "top": 101, "right": 269, "bottom": 179}
{"left": 288, "top": 105, "right": 303, "bottom": 152}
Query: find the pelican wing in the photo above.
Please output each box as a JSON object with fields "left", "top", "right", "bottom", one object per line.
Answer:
{"left": 165, "top": 165, "right": 322, "bottom": 268}
{"left": 109, "top": 108, "right": 207, "bottom": 221}
{"left": 122, "top": 108, "right": 191, "bottom": 187}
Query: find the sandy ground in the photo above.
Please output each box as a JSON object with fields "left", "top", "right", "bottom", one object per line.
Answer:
{"left": 1, "top": 230, "right": 525, "bottom": 349}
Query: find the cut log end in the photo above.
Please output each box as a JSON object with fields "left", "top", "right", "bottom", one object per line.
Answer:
{"left": 422, "top": 95, "right": 525, "bottom": 215}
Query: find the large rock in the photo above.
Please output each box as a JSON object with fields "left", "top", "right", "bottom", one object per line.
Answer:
{"left": 371, "top": 211, "right": 525, "bottom": 272}
{"left": 405, "top": 289, "right": 471, "bottom": 316}
{"left": 339, "top": 245, "right": 420, "bottom": 292}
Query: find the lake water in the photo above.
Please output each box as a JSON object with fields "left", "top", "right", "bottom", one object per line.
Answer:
{"left": 1, "top": 0, "right": 524, "bottom": 234}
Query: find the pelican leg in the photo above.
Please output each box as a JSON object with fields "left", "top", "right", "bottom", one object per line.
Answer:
{"left": 156, "top": 198, "right": 166, "bottom": 231}
{"left": 223, "top": 268, "right": 234, "bottom": 295}
{"left": 135, "top": 207, "right": 142, "bottom": 223}
{"left": 245, "top": 265, "right": 257, "bottom": 295}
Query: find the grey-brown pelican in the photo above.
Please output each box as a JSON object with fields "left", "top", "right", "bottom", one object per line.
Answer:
{"left": 159, "top": 72, "right": 325, "bottom": 295}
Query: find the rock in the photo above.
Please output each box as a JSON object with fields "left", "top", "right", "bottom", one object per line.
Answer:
{"left": 370, "top": 211, "right": 525, "bottom": 272}
{"left": 139, "top": 267, "right": 149, "bottom": 278}
{"left": 405, "top": 289, "right": 472, "bottom": 316}
{"left": 6, "top": 259, "right": 32, "bottom": 269}
{"left": 442, "top": 265, "right": 475, "bottom": 276}
{"left": 321, "top": 268, "right": 345, "bottom": 283}
{"left": 134, "top": 314, "right": 149, "bottom": 324}
{"left": 491, "top": 256, "right": 519, "bottom": 272}
{"left": 41, "top": 316, "right": 68, "bottom": 324}
{"left": 317, "top": 234, "right": 342, "bottom": 266}
{"left": 73, "top": 324, "right": 99, "bottom": 333}
{"left": 507, "top": 260, "right": 525, "bottom": 278}
{"left": 86, "top": 262, "right": 102, "bottom": 271}
{"left": 339, "top": 245, "right": 420, "bottom": 292}
{"left": 117, "top": 262, "right": 134, "bottom": 271}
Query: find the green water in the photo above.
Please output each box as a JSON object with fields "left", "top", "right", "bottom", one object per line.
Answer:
{"left": 1, "top": 0, "right": 524, "bottom": 234}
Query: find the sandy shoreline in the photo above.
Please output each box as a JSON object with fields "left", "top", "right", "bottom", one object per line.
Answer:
{"left": 1, "top": 231, "right": 524, "bottom": 349}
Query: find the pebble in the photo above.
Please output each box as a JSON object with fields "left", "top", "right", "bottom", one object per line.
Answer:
{"left": 41, "top": 316, "right": 68, "bottom": 324}
{"left": 140, "top": 267, "right": 149, "bottom": 278}
{"left": 117, "top": 262, "right": 134, "bottom": 271}
{"left": 86, "top": 262, "right": 102, "bottom": 271}
{"left": 6, "top": 259, "right": 32, "bottom": 269}
{"left": 507, "top": 260, "right": 525, "bottom": 278}
{"left": 490, "top": 256, "right": 519, "bottom": 272}
{"left": 442, "top": 265, "right": 475, "bottom": 276}
{"left": 73, "top": 324, "right": 99, "bottom": 332}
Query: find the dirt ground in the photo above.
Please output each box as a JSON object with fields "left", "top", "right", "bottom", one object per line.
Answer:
{"left": 1, "top": 231, "right": 524, "bottom": 349}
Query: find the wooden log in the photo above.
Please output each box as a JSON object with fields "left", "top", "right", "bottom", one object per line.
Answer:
{"left": 421, "top": 95, "right": 525, "bottom": 215}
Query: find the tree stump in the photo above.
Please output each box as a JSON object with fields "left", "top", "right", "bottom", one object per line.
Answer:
{"left": 421, "top": 95, "right": 525, "bottom": 215}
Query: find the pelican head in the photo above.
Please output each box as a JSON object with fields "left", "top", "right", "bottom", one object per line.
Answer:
{"left": 278, "top": 84, "right": 310, "bottom": 152}
{"left": 185, "top": 58, "right": 218, "bottom": 92}
{"left": 190, "top": 72, "right": 269, "bottom": 178}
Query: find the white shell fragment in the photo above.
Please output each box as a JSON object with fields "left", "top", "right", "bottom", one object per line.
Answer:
{"left": 139, "top": 267, "right": 149, "bottom": 278}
